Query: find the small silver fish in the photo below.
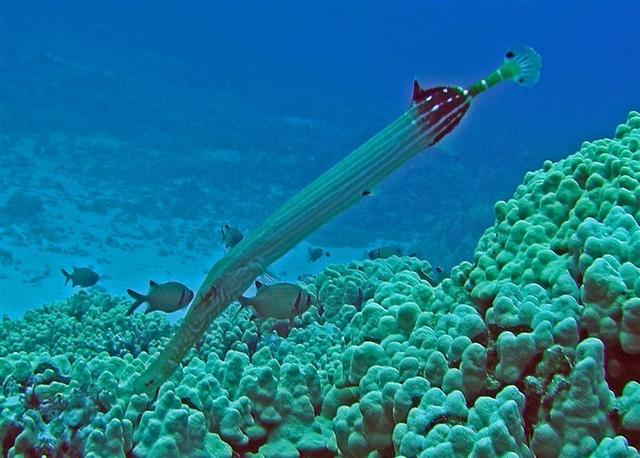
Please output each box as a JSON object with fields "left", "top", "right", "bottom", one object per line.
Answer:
{"left": 220, "top": 224, "right": 244, "bottom": 249}
{"left": 308, "top": 247, "right": 330, "bottom": 262}
{"left": 239, "top": 281, "right": 314, "bottom": 320}
{"left": 126, "top": 280, "right": 194, "bottom": 315}
{"left": 367, "top": 245, "right": 406, "bottom": 259}
{"left": 61, "top": 266, "right": 99, "bottom": 287}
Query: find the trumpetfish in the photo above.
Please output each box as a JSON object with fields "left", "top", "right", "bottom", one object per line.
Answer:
{"left": 133, "top": 47, "right": 541, "bottom": 394}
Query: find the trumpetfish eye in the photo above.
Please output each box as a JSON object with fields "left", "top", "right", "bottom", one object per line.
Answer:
{"left": 203, "top": 286, "right": 218, "bottom": 303}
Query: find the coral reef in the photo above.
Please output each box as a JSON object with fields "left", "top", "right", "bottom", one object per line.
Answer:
{"left": 0, "top": 290, "right": 171, "bottom": 358}
{"left": 1, "top": 112, "right": 640, "bottom": 456}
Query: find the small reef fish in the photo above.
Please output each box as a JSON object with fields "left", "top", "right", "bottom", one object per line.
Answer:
{"left": 61, "top": 266, "right": 99, "bottom": 287}
{"left": 220, "top": 224, "right": 244, "bottom": 249}
{"left": 308, "top": 247, "right": 330, "bottom": 262}
{"left": 133, "top": 48, "right": 541, "bottom": 395}
{"left": 422, "top": 265, "right": 446, "bottom": 286}
{"left": 367, "top": 245, "right": 413, "bottom": 259}
{"left": 126, "top": 281, "right": 194, "bottom": 315}
{"left": 433, "top": 265, "right": 445, "bottom": 278}
{"left": 238, "top": 281, "right": 314, "bottom": 320}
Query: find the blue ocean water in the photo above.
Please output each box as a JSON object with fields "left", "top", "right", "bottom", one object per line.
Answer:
{"left": 2, "top": 3, "right": 640, "bottom": 457}
{"left": 0, "top": 0, "right": 638, "bottom": 316}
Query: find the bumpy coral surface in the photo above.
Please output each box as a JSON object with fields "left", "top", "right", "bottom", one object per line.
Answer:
{"left": 1, "top": 112, "right": 640, "bottom": 457}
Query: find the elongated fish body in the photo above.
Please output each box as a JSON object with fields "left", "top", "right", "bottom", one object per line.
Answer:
{"left": 61, "top": 266, "right": 99, "bottom": 287}
{"left": 239, "top": 282, "right": 314, "bottom": 320}
{"left": 133, "top": 48, "right": 541, "bottom": 394}
{"left": 126, "top": 280, "right": 194, "bottom": 315}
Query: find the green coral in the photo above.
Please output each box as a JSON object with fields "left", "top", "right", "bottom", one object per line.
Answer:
{"left": 0, "top": 290, "right": 171, "bottom": 358}
{"left": 531, "top": 338, "right": 615, "bottom": 457}
{"left": 2, "top": 112, "right": 640, "bottom": 456}
{"left": 133, "top": 386, "right": 231, "bottom": 457}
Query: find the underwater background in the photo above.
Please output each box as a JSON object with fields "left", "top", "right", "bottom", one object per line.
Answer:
{"left": 1, "top": 0, "right": 638, "bottom": 316}
{"left": 1, "top": 1, "right": 640, "bottom": 457}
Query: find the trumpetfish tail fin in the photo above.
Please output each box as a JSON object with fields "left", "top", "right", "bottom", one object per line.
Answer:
{"left": 503, "top": 47, "right": 542, "bottom": 87}
{"left": 467, "top": 47, "right": 542, "bottom": 97}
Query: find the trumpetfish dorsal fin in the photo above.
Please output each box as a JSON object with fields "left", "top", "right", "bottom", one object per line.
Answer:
{"left": 411, "top": 79, "right": 423, "bottom": 104}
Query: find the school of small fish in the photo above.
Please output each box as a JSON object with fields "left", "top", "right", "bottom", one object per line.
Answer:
{"left": 61, "top": 241, "right": 441, "bottom": 320}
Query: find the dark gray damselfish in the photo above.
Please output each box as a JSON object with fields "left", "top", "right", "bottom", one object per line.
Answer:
{"left": 61, "top": 266, "right": 99, "bottom": 287}
{"left": 367, "top": 245, "right": 405, "bottom": 259}
{"left": 308, "top": 246, "right": 330, "bottom": 262}
{"left": 220, "top": 224, "right": 244, "bottom": 249}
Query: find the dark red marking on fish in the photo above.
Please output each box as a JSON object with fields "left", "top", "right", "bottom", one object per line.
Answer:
{"left": 411, "top": 82, "right": 470, "bottom": 146}
{"left": 293, "top": 291, "right": 302, "bottom": 313}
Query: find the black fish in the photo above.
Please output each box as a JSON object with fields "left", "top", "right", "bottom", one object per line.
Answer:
{"left": 308, "top": 247, "right": 330, "bottom": 262}
{"left": 61, "top": 266, "right": 99, "bottom": 287}
{"left": 367, "top": 245, "right": 405, "bottom": 260}
{"left": 220, "top": 224, "right": 244, "bottom": 249}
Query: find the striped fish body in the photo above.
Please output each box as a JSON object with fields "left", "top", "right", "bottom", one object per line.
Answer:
{"left": 240, "top": 283, "right": 313, "bottom": 320}
{"left": 144, "top": 281, "right": 194, "bottom": 313}
{"left": 127, "top": 280, "right": 194, "bottom": 315}
{"left": 132, "top": 48, "right": 541, "bottom": 395}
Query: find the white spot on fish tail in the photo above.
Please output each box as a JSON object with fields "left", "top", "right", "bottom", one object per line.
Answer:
{"left": 430, "top": 104, "right": 440, "bottom": 112}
